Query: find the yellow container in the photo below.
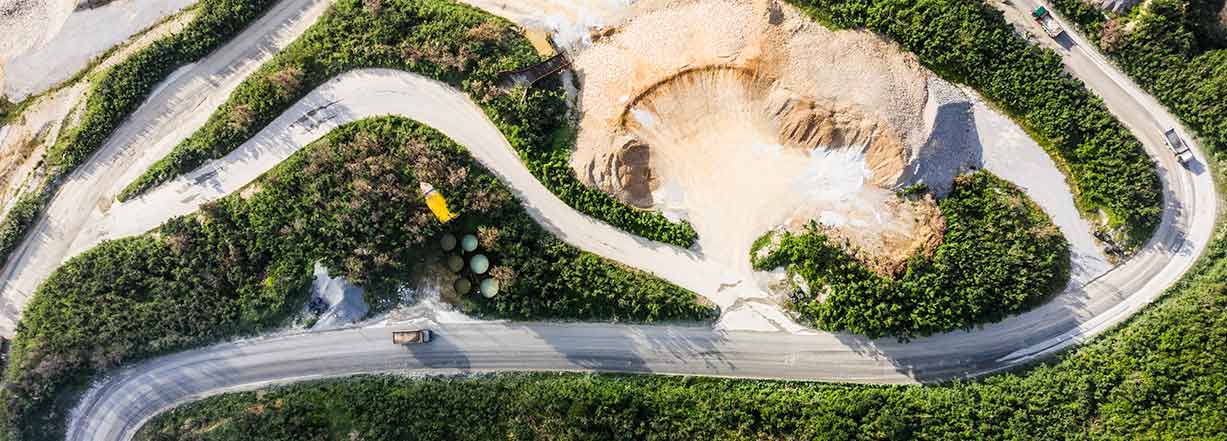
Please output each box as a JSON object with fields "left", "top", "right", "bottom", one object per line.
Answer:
{"left": 419, "top": 182, "right": 457, "bottom": 223}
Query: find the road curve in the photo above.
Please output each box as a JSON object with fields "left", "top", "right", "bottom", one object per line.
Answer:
{"left": 52, "top": 2, "right": 1221, "bottom": 441}
{"left": 0, "top": 0, "right": 333, "bottom": 336}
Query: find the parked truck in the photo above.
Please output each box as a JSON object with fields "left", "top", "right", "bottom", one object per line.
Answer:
{"left": 1163, "top": 128, "right": 1193, "bottom": 165}
{"left": 1032, "top": 6, "right": 1065, "bottom": 38}
{"left": 392, "top": 329, "right": 432, "bottom": 345}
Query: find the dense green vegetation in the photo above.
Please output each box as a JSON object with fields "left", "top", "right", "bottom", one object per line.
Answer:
{"left": 136, "top": 225, "right": 1227, "bottom": 440}
{"left": 785, "top": 0, "right": 1161, "bottom": 247}
{"left": 1049, "top": 0, "right": 1227, "bottom": 155}
{"left": 120, "top": 0, "right": 697, "bottom": 247}
{"left": 752, "top": 172, "right": 1070, "bottom": 339}
{"left": 0, "top": 0, "right": 279, "bottom": 273}
{"left": 0, "top": 118, "right": 711, "bottom": 441}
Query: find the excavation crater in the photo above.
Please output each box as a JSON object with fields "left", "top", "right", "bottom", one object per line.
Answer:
{"left": 570, "top": 0, "right": 979, "bottom": 275}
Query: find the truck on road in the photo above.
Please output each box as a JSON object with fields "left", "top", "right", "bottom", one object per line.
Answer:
{"left": 1163, "top": 128, "right": 1193, "bottom": 165}
{"left": 1032, "top": 6, "right": 1065, "bottom": 38}
{"left": 392, "top": 329, "right": 432, "bottom": 345}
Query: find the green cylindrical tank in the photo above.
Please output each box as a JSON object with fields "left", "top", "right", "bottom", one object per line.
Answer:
{"left": 440, "top": 233, "right": 457, "bottom": 251}
{"left": 461, "top": 234, "right": 479, "bottom": 252}
{"left": 469, "top": 254, "right": 490, "bottom": 274}
{"left": 446, "top": 255, "right": 465, "bottom": 273}
{"left": 454, "top": 278, "right": 472, "bottom": 295}
{"left": 480, "top": 278, "right": 499, "bottom": 298}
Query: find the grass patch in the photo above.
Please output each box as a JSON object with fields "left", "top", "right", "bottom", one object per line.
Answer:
{"left": 133, "top": 157, "right": 1227, "bottom": 439}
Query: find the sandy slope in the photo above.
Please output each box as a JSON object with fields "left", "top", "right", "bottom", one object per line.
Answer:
{"left": 0, "top": 11, "right": 195, "bottom": 221}
{"left": 455, "top": 0, "right": 635, "bottom": 48}
{"left": 13, "top": 0, "right": 1219, "bottom": 436}
{"left": 0, "top": 0, "right": 76, "bottom": 75}
{"left": 2, "top": 0, "right": 200, "bottom": 101}
{"left": 1, "top": 0, "right": 1120, "bottom": 336}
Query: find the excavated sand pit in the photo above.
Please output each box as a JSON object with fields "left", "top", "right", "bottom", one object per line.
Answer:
{"left": 570, "top": 0, "right": 976, "bottom": 274}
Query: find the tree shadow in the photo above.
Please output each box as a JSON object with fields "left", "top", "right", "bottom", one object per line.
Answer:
{"left": 515, "top": 322, "right": 735, "bottom": 376}
{"left": 896, "top": 95, "right": 983, "bottom": 196}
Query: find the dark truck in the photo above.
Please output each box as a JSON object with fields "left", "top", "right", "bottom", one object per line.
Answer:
{"left": 392, "top": 329, "right": 432, "bottom": 345}
{"left": 1032, "top": 6, "right": 1065, "bottom": 38}
{"left": 1163, "top": 128, "right": 1193, "bottom": 165}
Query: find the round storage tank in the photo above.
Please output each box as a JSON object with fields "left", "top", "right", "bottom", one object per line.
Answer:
{"left": 454, "top": 278, "right": 472, "bottom": 295}
{"left": 469, "top": 254, "right": 490, "bottom": 274}
{"left": 447, "top": 255, "right": 465, "bottom": 273}
{"left": 440, "top": 233, "right": 457, "bottom": 251}
{"left": 461, "top": 234, "right": 479, "bottom": 252}
{"left": 480, "top": 278, "right": 500, "bottom": 298}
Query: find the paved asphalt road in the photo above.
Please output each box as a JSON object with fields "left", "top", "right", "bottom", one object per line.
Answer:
{"left": 54, "top": 1, "right": 1220, "bottom": 440}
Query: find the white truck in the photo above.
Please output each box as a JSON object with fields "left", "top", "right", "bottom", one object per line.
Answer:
{"left": 1163, "top": 128, "right": 1193, "bottom": 165}
{"left": 1032, "top": 6, "right": 1065, "bottom": 38}
{"left": 392, "top": 329, "right": 432, "bottom": 345}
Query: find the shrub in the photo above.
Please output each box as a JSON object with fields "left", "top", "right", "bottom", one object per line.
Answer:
{"left": 1, "top": 117, "right": 712, "bottom": 441}
{"left": 752, "top": 172, "right": 1071, "bottom": 339}
{"left": 118, "top": 0, "right": 697, "bottom": 247}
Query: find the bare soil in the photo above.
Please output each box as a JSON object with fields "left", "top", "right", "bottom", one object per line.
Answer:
{"left": 0, "top": 10, "right": 193, "bottom": 218}
{"left": 568, "top": 0, "right": 967, "bottom": 274}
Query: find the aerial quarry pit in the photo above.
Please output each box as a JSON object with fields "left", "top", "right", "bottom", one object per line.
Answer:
{"left": 1, "top": 0, "right": 1222, "bottom": 437}
{"left": 571, "top": 0, "right": 972, "bottom": 276}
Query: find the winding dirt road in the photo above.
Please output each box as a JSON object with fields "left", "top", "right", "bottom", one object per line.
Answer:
{"left": 0, "top": 0, "right": 334, "bottom": 335}
{"left": 0, "top": 1, "right": 1213, "bottom": 440}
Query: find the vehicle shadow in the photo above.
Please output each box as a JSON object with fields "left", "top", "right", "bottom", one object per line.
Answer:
{"left": 1182, "top": 155, "right": 1207, "bottom": 176}
{"left": 1055, "top": 32, "right": 1076, "bottom": 51}
{"left": 402, "top": 328, "right": 473, "bottom": 371}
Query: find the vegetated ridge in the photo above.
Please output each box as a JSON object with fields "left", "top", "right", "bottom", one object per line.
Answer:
{"left": 752, "top": 171, "right": 1071, "bottom": 339}
{"left": 118, "top": 0, "right": 698, "bottom": 247}
{"left": 0, "top": 117, "right": 713, "bottom": 441}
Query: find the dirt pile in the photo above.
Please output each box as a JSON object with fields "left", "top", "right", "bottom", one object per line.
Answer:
{"left": 568, "top": 0, "right": 975, "bottom": 274}
{"left": 764, "top": 91, "right": 907, "bottom": 188}
{"left": 1220, "top": 1, "right": 1226, "bottom": 29}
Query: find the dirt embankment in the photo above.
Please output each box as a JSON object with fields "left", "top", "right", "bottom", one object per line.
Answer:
{"left": 568, "top": 0, "right": 966, "bottom": 275}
